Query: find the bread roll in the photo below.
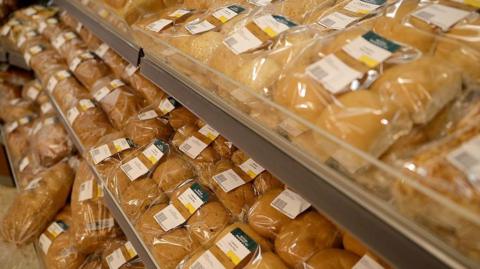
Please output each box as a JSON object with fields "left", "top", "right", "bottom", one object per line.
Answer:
{"left": 68, "top": 51, "right": 111, "bottom": 89}
{"left": 135, "top": 203, "right": 168, "bottom": 242}
{"left": 153, "top": 153, "right": 196, "bottom": 194}
{"left": 31, "top": 118, "right": 74, "bottom": 167}
{"left": 305, "top": 249, "right": 360, "bottom": 269}
{"left": 121, "top": 178, "right": 168, "bottom": 221}
{"left": 212, "top": 136, "right": 236, "bottom": 159}
{"left": 211, "top": 160, "right": 257, "bottom": 219}
{"left": 6, "top": 122, "right": 32, "bottom": 163}
{"left": 151, "top": 228, "right": 200, "bottom": 269}
{"left": 0, "top": 81, "right": 22, "bottom": 101}
{"left": 247, "top": 189, "right": 292, "bottom": 239}
{"left": 52, "top": 75, "right": 91, "bottom": 113}
{"left": 124, "top": 115, "right": 173, "bottom": 147}
{"left": 124, "top": 71, "right": 167, "bottom": 104}
{"left": 274, "top": 211, "right": 341, "bottom": 267}
{"left": 244, "top": 252, "right": 289, "bottom": 269}
{"left": 186, "top": 201, "right": 232, "bottom": 246}
{"left": 1, "top": 161, "right": 74, "bottom": 245}
{"left": 253, "top": 173, "right": 283, "bottom": 196}
{"left": 371, "top": 56, "right": 462, "bottom": 124}
{"left": 0, "top": 98, "right": 36, "bottom": 123}
{"left": 168, "top": 107, "right": 198, "bottom": 130}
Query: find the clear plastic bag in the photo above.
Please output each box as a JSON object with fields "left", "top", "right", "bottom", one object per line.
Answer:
{"left": 302, "top": 248, "right": 360, "bottom": 269}
{"left": 90, "top": 76, "right": 144, "bottom": 130}
{"left": 124, "top": 108, "right": 174, "bottom": 147}
{"left": 1, "top": 161, "right": 75, "bottom": 245}
{"left": 16, "top": 150, "right": 44, "bottom": 190}
{"left": 101, "top": 238, "right": 145, "bottom": 269}
{"left": 21, "top": 79, "right": 43, "bottom": 104}
{"left": 168, "top": 106, "right": 198, "bottom": 130}
{"left": 0, "top": 81, "right": 22, "bottom": 101}
{"left": 274, "top": 211, "right": 341, "bottom": 267}
{"left": 51, "top": 29, "right": 87, "bottom": 61}
{"left": 47, "top": 69, "right": 91, "bottom": 113}
{"left": 71, "top": 160, "right": 120, "bottom": 254}
{"left": 30, "top": 116, "right": 74, "bottom": 167}
{"left": 152, "top": 151, "right": 196, "bottom": 194}
{"left": 120, "top": 177, "right": 168, "bottom": 221}
{"left": 40, "top": 207, "right": 87, "bottom": 269}
{"left": 121, "top": 64, "right": 167, "bottom": 104}
{"left": 4, "top": 116, "right": 35, "bottom": 163}
{"left": 67, "top": 50, "right": 112, "bottom": 90}
{"left": 0, "top": 98, "right": 35, "bottom": 123}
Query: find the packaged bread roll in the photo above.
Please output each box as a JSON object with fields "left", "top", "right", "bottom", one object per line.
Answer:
{"left": 0, "top": 65, "right": 32, "bottom": 86}
{"left": 168, "top": 107, "right": 198, "bottom": 130}
{"left": 186, "top": 200, "right": 232, "bottom": 246}
{"left": 101, "top": 238, "right": 145, "bottom": 269}
{"left": 0, "top": 98, "right": 36, "bottom": 123}
{"left": 152, "top": 152, "right": 196, "bottom": 194}
{"left": 211, "top": 159, "right": 257, "bottom": 220}
{"left": 303, "top": 249, "right": 360, "bottom": 269}
{"left": 274, "top": 211, "right": 341, "bottom": 267}
{"left": 17, "top": 151, "right": 44, "bottom": 190}
{"left": 71, "top": 160, "right": 120, "bottom": 254}
{"left": 30, "top": 116, "right": 74, "bottom": 167}
{"left": 91, "top": 76, "right": 143, "bottom": 130}
{"left": 181, "top": 223, "right": 272, "bottom": 269}
{"left": 29, "top": 47, "right": 67, "bottom": 84}
{"left": 124, "top": 109, "right": 174, "bottom": 147}
{"left": 120, "top": 177, "right": 168, "bottom": 221}
{"left": 342, "top": 233, "right": 391, "bottom": 268}
{"left": 51, "top": 30, "right": 87, "bottom": 60}
{"left": 67, "top": 99, "right": 115, "bottom": 149}
{"left": 244, "top": 252, "right": 289, "bottom": 269}
{"left": 21, "top": 79, "right": 43, "bottom": 104}
{"left": 122, "top": 64, "right": 167, "bottom": 104}
{"left": 42, "top": 208, "right": 87, "bottom": 269}
{"left": 38, "top": 17, "right": 66, "bottom": 41}
{"left": 151, "top": 228, "right": 201, "bottom": 269}
{"left": 247, "top": 189, "right": 292, "bottom": 239}
{"left": 0, "top": 81, "right": 22, "bottom": 101}
{"left": 93, "top": 43, "right": 129, "bottom": 78}
{"left": 1, "top": 161, "right": 75, "bottom": 245}
{"left": 67, "top": 50, "right": 112, "bottom": 89}
{"left": 16, "top": 29, "right": 44, "bottom": 54}
{"left": 135, "top": 203, "right": 169, "bottom": 242}
{"left": 5, "top": 116, "right": 35, "bottom": 162}
{"left": 47, "top": 69, "right": 91, "bottom": 113}
{"left": 79, "top": 254, "right": 103, "bottom": 269}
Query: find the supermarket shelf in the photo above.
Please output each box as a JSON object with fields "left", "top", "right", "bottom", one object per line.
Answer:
{"left": 55, "top": 0, "right": 140, "bottom": 65}
{"left": 1, "top": 127, "right": 19, "bottom": 187}
{"left": 0, "top": 42, "right": 30, "bottom": 69}
{"left": 52, "top": 1, "right": 479, "bottom": 269}
{"left": 45, "top": 91, "right": 159, "bottom": 269}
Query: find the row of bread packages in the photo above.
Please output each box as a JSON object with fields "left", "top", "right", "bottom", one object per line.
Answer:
{"left": 105, "top": 0, "right": 480, "bottom": 261}
{"left": 0, "top": 67, "right": 145, "bottom": 268}
{"left": 5, "top": 5, "right": 395, "bottom": 269}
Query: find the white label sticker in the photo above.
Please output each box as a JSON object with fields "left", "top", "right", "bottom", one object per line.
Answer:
{"left": 239, "top": 159, "right": 265, "bottom": 179}
{"left": 190, "top": 250, "right": 226, "bottom": 269}
{"left": 79, "top": 179, "right": 94, "bottom": 202}
{"left": 113, "top": 138, "right": 132, "bottom": 152}
{"left": 248, "top": 0, "right": 272, "bottom": 6}
{"left": 178, "top": 187, "right": 206, "bottom": 214}
{"left": 142, "top": 144, "right": 165, "bottom": 165}
{"left": 179, "top": 136, "right": 209, "bottom": 159}
{"left": 25, "top": 177, "right": 42, "bottom": 190}
{"left": 67, "top": 107, "right": 80, "bottom": 125}
{"left": 1, "top": 25, "right": 11, "bottom": 36}
{"left": 146, "top": 19, "right": 173, "bottom": 32}
{"left": 138, "top": 110, "right": 158, "bottom": 120}
{"left": 93, "top": 86, "right": 111, "bottom": 102}
{"left": 110, "top": 79, "right": 125, "bottom": 89}
{"left": 198, "top": 125, "right": 220, "bottom": 141}
{"left": 154, "top": 204, "right": 186, "bottom": 231}
{"left": 19, "top": 157, "right": 29, "bottom": 172}
{"left": 213, "top": 169, "right": 246, "bottom": 192}
{"left": 271, "top": 189, "right": 311, "bottom": 219}
{"left": 44, "top": 117, "right": 56, "bottom": 126}
{"left": 318, "top": 12, "right": 359, "bottom": 29}
{"left": 39, "top": 234, "right": 52, "bottom": 254}
{"left": 24, "top": 7, "right": 37, "bottom": 16}
{"left": 411, "top": 4, "right": 470, "bottom": 31}
{"left": 121, "top": 157, "right": 149, "bottom": 181}
{"left": 79, "top": 99, "right": 95, "bottom": 111}
{"left": 278, "top": 118, "right": 308, "bottom": 137}
{"left": 224, "top": 27, "right": 263, "bottom": 55}
{"left": 352, "top": 255, "right": 385, "bottom": 269}
{"left": 86, "top": 218, "right": 114, "bottom": 231}
{"left": 186, "top": 20, "right": 216, "bottom": 34}
{"left": 125, "top": 64, "right": 138, "bottom": 76}
{"left": 124, "top": 241, "right": 137, "bottom": 259}
{"left": 32, "top": 122, "right": 43, "bottom": 135}
{"left": 41, "top": 102, "right": 53, "bottom": 114}
{"left": 216, "top": 232, "right": 251, "bottom": 264}
{"left": 52, "top": 35, "right": 66, "bottom": 49}
{"left": 6, "top": 121, "right": 18, "bottom": 133}
{"left": 344, "top": 0, "right": 383, "bottom": 14}
{"left": 76, "top": 23, "right": 83, "bottom": 32}
{"left": 158, "top": 98, "right": 176, "bottom": 115}
{"left": 47, "top": 222, "right": 66, "bottom": 237}
{"left": 46, "top": 76, "right": 58, "bottom": 93}
{"left": 306, "top": 54, "right": 363, "bottom": 94}
{"left": 342, "top": 34, "right": 395, "bottom": 68}
{"left": 253, "top": 15, "right": 290, "bottom": 38}
{"left": 213, "top": 6, "right": 240, "bottom": 23}
{"left": 169, "top": 9, "right": 191, "bottom": 18}
{"left": 26, "top": 87, "right": 40, "bottom": 100}
{"left": 106, "top": 248, "right": 127, "bottom": 269}
{"left": 70, "top": 56, "right": 85, "bottom": 71}
{"left": 95, "top": 43, "right": 110, "bottom": 58}
{"left": 447, "top": 135, "right": 480, "bottom": 181}
{"left": 90, "top": 144, "right": 113, "bottom": 165}
{"left": 9, "top": 98, "right": 20, "bottom": 105}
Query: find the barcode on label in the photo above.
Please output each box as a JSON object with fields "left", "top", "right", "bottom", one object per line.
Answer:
{"left": 454, "top": 152, "right": 479, "bottom": 168}
{"left": 154, "top": 204, "right": 186, "bottom": 231}
{"left": 271, "top": 198, "right": 287, "bottom": 210}
{"left": 155, "top": 212, "right": 167, "bottom": 223}
{"left": 213, "top": 169, "right": 245, "bottom": 192}
{"left": 415, "top": 11, "right": 434, "bottom": 20}
{"left": 121, "top": 158, "right": 149, "bottom": 181}
{"left": 179, "top": 136, "right": 208, "bottom": 159}
{"left": 224, "top": 37, "right": 238, "bottom": 47}
{"left": 270, "top": 189, "right": 311, "bottom": 219}
{"left": 320, "top": 18, "right": 336, "bottom": 27}
{"left": 308, "top": 65, "right": 329, "bottom": 80}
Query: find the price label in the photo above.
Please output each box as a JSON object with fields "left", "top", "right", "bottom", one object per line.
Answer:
{"left": 270, "top": 189, "right": 311, "bottom": 219}
{"left": 154, "top": 204, "right": 186, "bottom": 231}
{"left": 212, "top": 169, "right": 245, "bottom": 192}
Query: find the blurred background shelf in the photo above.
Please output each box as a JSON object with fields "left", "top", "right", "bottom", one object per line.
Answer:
{"left": 52, "top": 0, "right": 480, "bottom": 269}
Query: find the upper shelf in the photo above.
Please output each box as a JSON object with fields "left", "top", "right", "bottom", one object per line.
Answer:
{"left": 53, "top": 1, "right": 480, "bottom": 269}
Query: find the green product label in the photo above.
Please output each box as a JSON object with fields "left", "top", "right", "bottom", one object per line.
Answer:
{"left": 273, "top": 15, "right": 297, "bottom": 28}
{"left": 191, "top": 183, "right": 210, "bottom": 202}
{"left": 363, "top": 31, "right": 400, "bottom": 52}
{"left": 360, "top": 0, "right": 386, "bottom": 5}
{"left": 153, "top": 139, "right": 169, "bottom": 154}
{"left": 228, "top": 5, "right": 246, "bottom": 14}
{"left": 231, "top": 228, "right": 258, "bottom": 252}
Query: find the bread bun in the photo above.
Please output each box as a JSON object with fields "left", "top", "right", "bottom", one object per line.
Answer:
{"left": 253, "top": 172, "right": 283, "bottom": 195}
{"left": 31, "top": 119, "right": 74, "bottom": 167}
{"left": 151, "top": 228, "right": 200, "bottom": 269}
{"left": 187, "top": 201, "right": 232, "bottom": 246}
{"left": 153, "top": 153, "right": 196, "bottom": 194}
{"left": 121, "top": 178, "right": 167, "bottom": 221}
{"left": 305, "top": 249, "right": 360, "bottom": 269}
{"left": 135, "top": 203, "right": 168, "bottom": 242}
{"left": 44, "top": 225, "right": 86, "bottom": 269}
{"left": 247, "top": 189, "right": 292, "bottom": 239}
{"left": 244, "top": 252, "right": 289, "bottom": 269}
{"left": 125, "top": 116, "right": 173, "bottom": 147}
{"left": 212, "top": 136, "right": 236, "bottom": 159}
{"left": 168, "top": 107, "right": 198, "bottom": 130}
{"left": 274, "top": 211, "right": 341, "bottom": 267}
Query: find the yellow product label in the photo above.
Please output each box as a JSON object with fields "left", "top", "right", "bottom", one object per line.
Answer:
{"left": 226, "top": 250, "right": 241, "bottom": 265}
{"left": 263, "top": 27, "right": 277, "bottom": 38}
{"left": 219, "top": 16, "right": 229, "bottom": 23}
{"left": 185, "top": 203, "right": 196, "bottom": 214}
{"left": 359, "top": 55, "right": 378, "bottom": 68}
{"left": 358, "top": 9, "right": 370, "bottom": 14}
{"left": 465, "top": 0, "right": 480, "bottom": 7}
{"left": 246, "top": 170, "right": 256, "bottom": 179}
{"left": 147, "top": 156, "right": 158, "bottom": 165}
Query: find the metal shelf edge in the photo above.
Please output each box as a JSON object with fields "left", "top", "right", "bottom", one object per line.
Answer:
{"left": 2, "top": 127, "right": 19, "bottom": 187}
{"left": 46, "top": 92, "right": 160, "bottom": 269}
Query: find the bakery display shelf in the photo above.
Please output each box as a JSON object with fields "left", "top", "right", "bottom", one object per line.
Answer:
{"left": 1, "top": 127, "right": 47, "bottom": 269}
{"left": 0, "top": 42, "right": 30, "bottom": 69}
{"left": 45, "top": 90, "right": 160, "bottom": 269}
{"left": 52, "top": 1, "right": 480, "bottom": 269}
{"left": 55, "top": 0, "right": 139, "bottom": 65}
{"left": 2, "top": 126, "right": 19, "bottom": 187}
